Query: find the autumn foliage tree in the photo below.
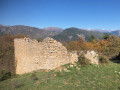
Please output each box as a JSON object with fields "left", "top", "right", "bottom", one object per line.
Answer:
{"left": 66, "top": 35, "right": 120, "bottom": 59}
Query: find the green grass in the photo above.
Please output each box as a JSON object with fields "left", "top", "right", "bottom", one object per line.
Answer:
{"left": 0, "top": 62, "right": 120, "bottom": 90}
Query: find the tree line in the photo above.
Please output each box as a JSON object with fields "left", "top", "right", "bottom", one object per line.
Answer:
{"left": 66, "top": 33, "right": 120, "bottom": 59}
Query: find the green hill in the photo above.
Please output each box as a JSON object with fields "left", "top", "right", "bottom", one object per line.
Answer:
{"left": 53, "top": 27, "right": 104, "bottom": 42}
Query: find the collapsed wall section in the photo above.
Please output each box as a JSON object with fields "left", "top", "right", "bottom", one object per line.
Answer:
{"left": 14, "top": 37, "right": 78, "bottom": 74}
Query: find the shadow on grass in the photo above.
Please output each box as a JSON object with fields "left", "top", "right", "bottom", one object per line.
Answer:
{"left": 110, "top": 52, "right": 120, "bottom": 64}
{"left": 111, "top": 57, "right": 120, "bottom": 64}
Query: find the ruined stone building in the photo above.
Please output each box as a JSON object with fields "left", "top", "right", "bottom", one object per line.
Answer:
{"left": 14, "top": 37, "right": 78, "bottom": 74}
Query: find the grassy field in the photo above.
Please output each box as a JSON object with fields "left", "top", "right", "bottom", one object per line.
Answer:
{"left": 0, "top": 61, "right": 120, "bottom": 90}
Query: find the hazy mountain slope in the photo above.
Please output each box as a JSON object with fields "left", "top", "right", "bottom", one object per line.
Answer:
{"left": 111, "top": 30, "right": 120, "bottom": 36}
{"left": 0, "top": 25, "right": 59, "bottom": 38}
{"left": 85, "top": 28, "right": 120, "bottom": 36}
{"left": 53, "top": 27, "right": 104, "bottom": 42}
{"left": 86, "top": 29, "right": 111, "bottom": 33}
{"left": 43, "top": 27, "right": 64, "bottom": 32}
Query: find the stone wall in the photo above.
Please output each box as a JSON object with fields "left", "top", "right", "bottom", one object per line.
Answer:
{"left": 85, "top": 51, "right": 99, "bottom": 64}
{"left": 14, "top": 37, "right": 78, "bottom": 74}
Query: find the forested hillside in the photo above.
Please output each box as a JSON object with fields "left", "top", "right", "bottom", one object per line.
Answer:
{"left": 53, "top": 27, "right": 104, "bottom": 42}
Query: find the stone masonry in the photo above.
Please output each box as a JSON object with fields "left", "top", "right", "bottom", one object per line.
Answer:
{"left": 14, "top": 37, "right": 78, "bottom": 74}
{"left": 85, "top": 51, "right": 99, "bottom": 64}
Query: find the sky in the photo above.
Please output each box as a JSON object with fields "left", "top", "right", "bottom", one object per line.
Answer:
{"left": 0, "top": 0, "right": 120, "bottom": 30}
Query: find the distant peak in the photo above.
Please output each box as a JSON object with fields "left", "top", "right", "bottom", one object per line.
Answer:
{"left": 43, "top": 27, "right": 64, "bottom": 32}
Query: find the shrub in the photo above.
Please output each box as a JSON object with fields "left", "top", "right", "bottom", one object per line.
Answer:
{"left": 30, "top": 73, "right": 38, "bottom": 81}
{"left": 99, "top": 55, "right": 109, "bottom": 64}
{"left": 0, "top": 70, "right": 12, "bottom": 81}
{"left": 78, "top": 54, "right": 91, "bottom": 66}
{"left": 36, "top": 38, "right": 43, "bottom": 42}
{"left": 116, "top": 52, "right": 120, "bottom": 59}
{"left": 0, "top": 70, "right": 16, "bottom": 81}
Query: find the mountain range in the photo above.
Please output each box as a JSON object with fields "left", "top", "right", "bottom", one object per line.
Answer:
{"left": 111, "top": 30, "right": 120, "bottom": 36}
{"left": 0, "top": 25, "right": 59, "bottom": 38}
{"left": 0, "top": 25, "right": 120, "bottom": 42}
{"left": 85, "top": 28, "right": 120, "bottom": 36}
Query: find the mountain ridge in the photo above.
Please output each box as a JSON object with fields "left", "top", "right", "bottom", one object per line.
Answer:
{"left": 53, "top": 27, "right": 104, "bottom": 42}
{"left": 43, "top": 27, "right": 64, "bottom": 32}
{"left": 0, "top": 25, "right": 120, "bottom": 41}
{"left": 0, "top": 25, "right": 59, "bottom": 38}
